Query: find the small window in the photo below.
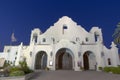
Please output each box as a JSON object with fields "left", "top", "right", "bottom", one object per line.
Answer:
{"left": 51, "top": 37, "right": 55, "bottom": 44}
{"left": 33, "top": 34, "right": 38, "bottom": 43}
{"left": 86, "top": 37, "right": 89, "bottom": 42}
{"left": 7, "top": 49, "right": 10, "bottom": 52}
{"left": 30, "top": 52, "right": 32, "bottom": 57}
{"left": 43, "top": 38, "right": 46, "bottom": 42}
{"left": 15, "top": 57, "right": 17, "bottom": 60}
{"left": 50, "top": 52, "right": 53, "bottom": 57}
{"left": 62, "top": 25, "right": 68, "bottom": 34}
{"left": 108, "top": 58, "right": 111, "bottom": 65}
{"left": 16, "top": 52, "right": 18, "bottom": 55}
{"left": 94, "top": 32, "right": 99, "bottom": 42}
{"left": 63, "top": 25, "right": 68, "bottom": 29}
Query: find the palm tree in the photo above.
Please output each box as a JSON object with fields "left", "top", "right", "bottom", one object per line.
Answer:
{"left": 113, "top": 22, "right": 120, "bottom": 47}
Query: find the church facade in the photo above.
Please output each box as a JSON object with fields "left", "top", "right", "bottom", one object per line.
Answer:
{"left": 0, "top": 16, "right": 120, "bottom": 71}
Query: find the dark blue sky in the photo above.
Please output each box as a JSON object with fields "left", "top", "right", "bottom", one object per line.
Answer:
{"left": 0, "top": 0, "right": 120, "bottom": 51}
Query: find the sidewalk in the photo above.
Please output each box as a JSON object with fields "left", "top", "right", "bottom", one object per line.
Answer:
{"left": 30, "top": 70, "right": 120, "bottom": 80}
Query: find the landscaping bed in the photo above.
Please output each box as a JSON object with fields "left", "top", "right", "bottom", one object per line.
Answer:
{"left": 0, "top": 72, "right": 35, "bottom": 80}
{"left": 0, "top": 59, "right": 34, "bottom": 79}
{"left": 103, "top": 67, "right": 120, "bottom": 74}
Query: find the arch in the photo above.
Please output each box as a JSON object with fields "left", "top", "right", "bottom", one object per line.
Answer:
{"left": 35, "top": 51, "right": 47, "bottom": 69}
{"left": 55, "top": 48, "right": 74, "bottom": 70}
{"left": 83, "top": 51, "right": 96, "bottom": 70}
{"left": 33, "top": 33, "right": 38, "bottom": 43}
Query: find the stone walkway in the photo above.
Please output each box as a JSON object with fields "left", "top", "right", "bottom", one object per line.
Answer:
{"left": 30, "top": 70, "right": 120, "bottom": 80}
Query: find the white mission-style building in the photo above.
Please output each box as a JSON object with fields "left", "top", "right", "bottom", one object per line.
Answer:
{"left": 0, "top": 16, "right": 120, "bottom": 71}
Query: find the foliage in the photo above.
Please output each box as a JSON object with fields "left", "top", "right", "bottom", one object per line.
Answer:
{"left": 1, "top": 59, "right": 33, "bottom": 77}
{"left": 8, "top": 61, "right": 33, "bottom": 76}
{"left": 9, "top": 66, "right": 22, "bottom": 76}
{"left": 21, "top": 66, "right": 33, "bottom": 74}
{"left": 98, "top": 67, "right": 103, "bottom": 70}
{"left": 9, "top": 66, "right": 21, "bottom": 73}
{"left": 9, "top": 70, "right": 25, "bottom": 76}
{"left": 103, "top": 67, "right": 120, "bottom": 74}
{"left": 19, "top": 60, "right": 33, "bottom": 74}
{"left": 112, "top": 22, "right": 120, "bottom": 47}
{"left": 19, "top": 61, "right": 27, "bottom": 69}
{"left": 103, "top": 67, "right": 111, "bottom": 72}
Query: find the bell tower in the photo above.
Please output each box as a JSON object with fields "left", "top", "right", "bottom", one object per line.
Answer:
{"left": 30, "top": 28, "right": 42, "bottom": 44}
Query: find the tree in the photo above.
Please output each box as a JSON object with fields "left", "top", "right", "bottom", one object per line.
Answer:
{"left": 113, "top": 22, "right": 120, "bottom": 47}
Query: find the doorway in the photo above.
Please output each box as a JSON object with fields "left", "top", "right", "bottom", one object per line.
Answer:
{"left": 56, "top": 48, "right": 73, "bottom": 70}
{"left": 35, "top": 51, "right": 47, "bottom": 69}
{"left": 83, "top": 51, "right": 96, "bottom": 70}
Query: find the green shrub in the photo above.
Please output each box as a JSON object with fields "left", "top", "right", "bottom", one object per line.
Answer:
{"left": 19, "top": 61, "right": 27, "bottom": 69}
{"left": 103, "top": 67, "right": 120, "bottom": 74}
{"left": 5, "top": 59, "right": 33, "bottom": 77}
{"left": 22, "top": 66, "right": 33, "bottom": 74}
{"left": 9, "top": 66, "right": 21, "bottom": 73}
{"left": 9, "top": 70, "right": 25, "bottom": 76}
{"left": 103, "top": 67, "right": 111, "bottom": 72}
{"left": 112, "top": 67, "right": 120, "bottom": 74}
{"left": 19, "top": 60, "right": 33, "bottom": 74}
{"left": 98, "top": 67, "right": 103, "bottom": 70}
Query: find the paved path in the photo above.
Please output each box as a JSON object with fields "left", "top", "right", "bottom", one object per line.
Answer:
{"left": 30, "top": 70, "right": 120, "bottom": 80}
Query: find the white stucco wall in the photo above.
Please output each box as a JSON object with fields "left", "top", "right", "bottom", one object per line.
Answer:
{"left": 0, "top": 16, "right": 120, "bottom": 71}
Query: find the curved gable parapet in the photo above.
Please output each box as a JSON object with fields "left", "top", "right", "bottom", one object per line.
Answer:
{"left": 33, "top": 16, "right": 100, "bottom": 44}
{"left": 42, "top": 16, "right": 89, "bottom": 38}
{"left": 31, "top": 28, "right": 42, "bottom": 35}
{"left": 90, "top": 27, "right": 102, "bottom": 34}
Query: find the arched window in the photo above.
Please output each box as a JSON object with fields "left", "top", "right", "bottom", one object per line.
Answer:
{"left": 50, "top": 52, "right": 53, "bottom": 57}
{"left": 86, "top": 37, "right": 89, "bottom": 42}
{"left": 33, "top": 34, "right": 38, "bottom": 43}
{"left": 43, "top": 38, "right": 46, "bottom": 42}
{"left": 108, "top": 58, "right": 111, "bottom": 65}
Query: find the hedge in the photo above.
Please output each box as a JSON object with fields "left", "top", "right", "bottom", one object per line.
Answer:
{"left": 103, "top": 67, "right": 120, "bottom": 74}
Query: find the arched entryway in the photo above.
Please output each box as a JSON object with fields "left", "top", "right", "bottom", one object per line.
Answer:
{"left": 35, "top": 51, "right": 47, "bottom": 69}
{"left": 56, "top": 48, "right": 73, "bottom": 70}
{"left": 83, "top": 51, "right": 96, "bottom": 70}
